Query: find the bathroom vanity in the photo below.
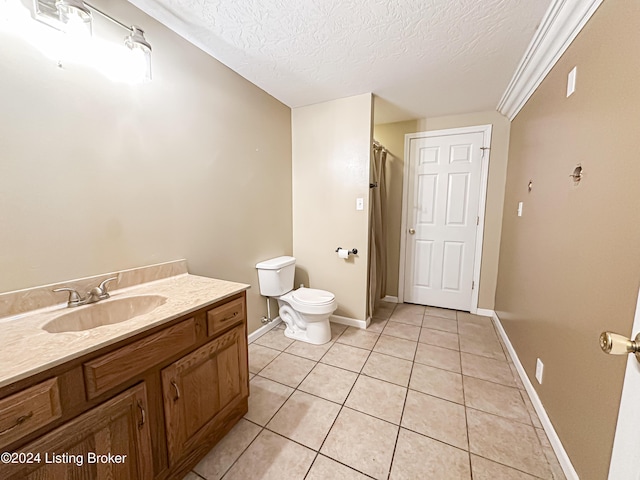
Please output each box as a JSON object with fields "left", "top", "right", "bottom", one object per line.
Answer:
{"left": 0, "top": 261, "right": 249, "bottom": 479}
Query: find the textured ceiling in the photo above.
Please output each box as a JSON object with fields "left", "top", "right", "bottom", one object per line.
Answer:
{"left": 129, "top": 0, "right": 552, "bottom": 123}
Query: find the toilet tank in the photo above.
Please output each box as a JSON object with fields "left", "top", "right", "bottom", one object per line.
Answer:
{"left": 255, "top": 256, "right": 296, "bottom": 297}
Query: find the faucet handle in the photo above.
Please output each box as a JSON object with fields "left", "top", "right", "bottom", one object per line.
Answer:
{"left": 53, "top": 287, "right": 83, "bottom": 306}
{"left": 97, "top": 277, "right": 118, "bottom": 296}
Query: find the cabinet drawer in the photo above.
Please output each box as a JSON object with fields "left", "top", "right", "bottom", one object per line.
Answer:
{"left": 84, "top": 319, "right": 197, "bottom": 399}
{"left": 207, "top": 297, "right": 245, "bottom": 336}
{"left": 0, "top": 378, "right": 62, "bottom": 449}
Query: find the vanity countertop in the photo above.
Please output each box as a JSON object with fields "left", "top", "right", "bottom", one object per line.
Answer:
{"left": 0, "top": 273, "right": 249, "bottom": 389}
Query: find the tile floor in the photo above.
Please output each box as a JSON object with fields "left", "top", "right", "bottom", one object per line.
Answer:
{"left": 183, "top": 302, "right": 566, "bottom": 480}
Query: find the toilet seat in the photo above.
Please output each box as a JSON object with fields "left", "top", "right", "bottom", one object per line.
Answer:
{"left": 291, "top": 288, "right": 335, "bottom": 306}
{"left": 280, "top": 288, "right": 336, "bottom": 315}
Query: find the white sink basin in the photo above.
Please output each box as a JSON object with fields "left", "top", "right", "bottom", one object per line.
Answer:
{"left": 43, "top": 295, "right": 167, "bottom": 333}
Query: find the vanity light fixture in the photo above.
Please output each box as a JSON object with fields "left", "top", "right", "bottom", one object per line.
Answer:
{"left": 54, "top": 0, "right": 91, "bottom": 37}
{"left": 31, "top": 0, "right": 153, "bottom": 82}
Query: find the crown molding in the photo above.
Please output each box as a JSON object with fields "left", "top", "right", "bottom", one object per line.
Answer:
{"left": 497, "top": 0, "right": 604, "bottom": 120}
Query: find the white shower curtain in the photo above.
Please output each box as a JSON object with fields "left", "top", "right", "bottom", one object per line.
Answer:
{"left": 368, "top": 143, "right": 387, "bottom": 316}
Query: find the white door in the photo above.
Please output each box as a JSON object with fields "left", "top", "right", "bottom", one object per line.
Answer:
{"left": 402, "top": 128, "right": 488, "bottom": 311}
{"left": 607, "top": 286, "right": 640, "bottom": 479}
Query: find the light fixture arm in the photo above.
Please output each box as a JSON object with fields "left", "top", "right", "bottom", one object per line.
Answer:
{"left": 82, "top": 2, "right": 151, "bottom": 55}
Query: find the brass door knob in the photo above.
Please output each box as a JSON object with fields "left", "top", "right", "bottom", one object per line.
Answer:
{"left": 409, "top": 228, "right": 416, "bottom": 235}
{"left": 600, "top": 332, "right": 640, "bottom": 362}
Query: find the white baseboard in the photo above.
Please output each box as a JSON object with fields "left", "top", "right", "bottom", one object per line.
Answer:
{"left": 248, "top": 317, "right": 282, "bottom": 343}
{"left": 382, "top": 296, "right": 399, "bottom": 303}
{"left": 331, "top": 314, "right": 369, "bottom": 329}
{"left": 491, "top": 312, "right": 579, "bottom": 480}
{"left": 476, "top": 308, "right": 495, "bottom": 317}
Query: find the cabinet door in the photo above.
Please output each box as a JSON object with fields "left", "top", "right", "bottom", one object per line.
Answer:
{"left": 0, "top": 383, "right": 153, "bottom": 480}
{"left": 162, "top": 324, "right": 248, "bottom": 464}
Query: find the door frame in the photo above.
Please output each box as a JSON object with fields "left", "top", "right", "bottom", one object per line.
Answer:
{"left": 398, "top": 124, "right": 492, "bottom": 314}
{"left": 607, "top": 285, "right": 640, "bottom": 479}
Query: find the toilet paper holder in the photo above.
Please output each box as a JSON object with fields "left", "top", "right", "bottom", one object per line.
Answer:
{"left": 335, "top": 247, "right": 358, "bottom": 255}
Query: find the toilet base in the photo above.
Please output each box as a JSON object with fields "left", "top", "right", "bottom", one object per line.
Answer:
{"left": 278, "top": 294, "right": 336, "bottom": 345}
{"left": 282, "top": 318, "right": 331, "bottom": 345}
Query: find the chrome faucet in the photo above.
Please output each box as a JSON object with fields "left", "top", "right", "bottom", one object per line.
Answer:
{"left": 53, "top": 277, "right": 117, "bottom": 308}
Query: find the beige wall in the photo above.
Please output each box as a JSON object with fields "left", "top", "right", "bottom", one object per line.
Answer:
{"left": 375, "top": 111, "right": 509, "bottom": 310}
{"left": 0, "top": 0, "right": 292, "bottom": 334}
{"left": 373, "top": 120, "right": 418, "bottom": 298}
{"left": 495, "top": 1, "right": 640, "bottom": 478}
{"left": 292, "top": 94, "right": 373, "bottom": 321}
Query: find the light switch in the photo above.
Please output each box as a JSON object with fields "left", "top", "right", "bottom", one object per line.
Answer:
{"left": 567, "top": 66, "right": 577, "bottom": 97}
{"left": 536, "top": 358, "right": 544, "bottom": 384}
{"left": 517, "top": 202, "right": 523, "bottom": 217}
{"left": 356, "top": 197, "right": 364, "bottom": 211}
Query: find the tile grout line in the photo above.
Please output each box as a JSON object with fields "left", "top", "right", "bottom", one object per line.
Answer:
{"left": 251, "top": 323, "right": 349, "bottom": 384}
{"left": 311, "top": 303, "right": 396, "bottom": 479}
{"left": 247, "top": 343, "right": 285, "bottom": 376}
{"left": 311, "top": 338, "right": 378, "bottom": 479}
{"left": 244, "top": 307, "right": 367, "bottom": 479}
{"left": 464, "top": 402, "right": 537, "bottom": 428}
{"left": 226, "top": 359, "right": 336, "bottom": 477}
{"left": 243, "top": 305, "right": 551, "bottom": 480}
{"left": 457, "top": 310, "right": 474, "bottom": 480}
{"left": 216, "top": 419, "right": 265, "bottom": 480}
{"left": 244, "top": 323, "right": 363, "bottom": 479}
{"left": 374, "top": 302, "right": 404, "bottom": 480}
{"left": 256, "top": 344, "right": 327, "bottom": 424}
{"left": 385, "top": 307, "right": 415, "bottom": 480}
{"left": 398, "top": 423, "right": 472, "bottom": 455}
{"left": 467, "top": 313, "right": 553, "bottom": 479}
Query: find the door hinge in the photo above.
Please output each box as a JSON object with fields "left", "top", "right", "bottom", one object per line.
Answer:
{"left": 476, "top": 216, "right": 479, "bottom": 226}
{"left": 472, "top": 281, "right": 475, "bottom": 290}
{"left": 480, "top": 146, "right": 490, "bottom": 158}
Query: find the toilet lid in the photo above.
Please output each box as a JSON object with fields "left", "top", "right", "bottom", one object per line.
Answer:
{"left": 292, "top": 288, "right": 335, "bottom": 305}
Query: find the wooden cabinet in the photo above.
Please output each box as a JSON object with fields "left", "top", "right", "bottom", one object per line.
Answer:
{"left": 0, "top": 291, "right": 248, "bottom": 480}
{"left": 0, "top": 383, "right": 153, "bottom": 480}
{"left": 0, "top": 378, "right": 62, "bottom": 450}
{"left": 162, "top": 323, "right": 248, "bottom": 464}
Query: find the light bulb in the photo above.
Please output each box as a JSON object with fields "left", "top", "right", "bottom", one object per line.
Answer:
{"left": 55, "top": 0, "right": 91, "bottom": 38}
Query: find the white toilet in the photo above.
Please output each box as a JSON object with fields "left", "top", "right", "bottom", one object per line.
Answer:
{"left": 256, "top": 256, "right": 336, "bottom": 345}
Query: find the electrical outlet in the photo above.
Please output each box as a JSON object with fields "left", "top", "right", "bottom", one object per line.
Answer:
{"left": 536, "top": 358, "right": 544, "bottom": 384}
{"left": 356, "top": 197, "right": 364, "bottom": 211}
{"left": 517, "top": 202, "right": 523, "bottom": 217}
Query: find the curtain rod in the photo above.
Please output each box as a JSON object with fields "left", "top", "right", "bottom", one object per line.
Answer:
{"left": 373, "top": 140, "right": 387, "bottom": 152}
